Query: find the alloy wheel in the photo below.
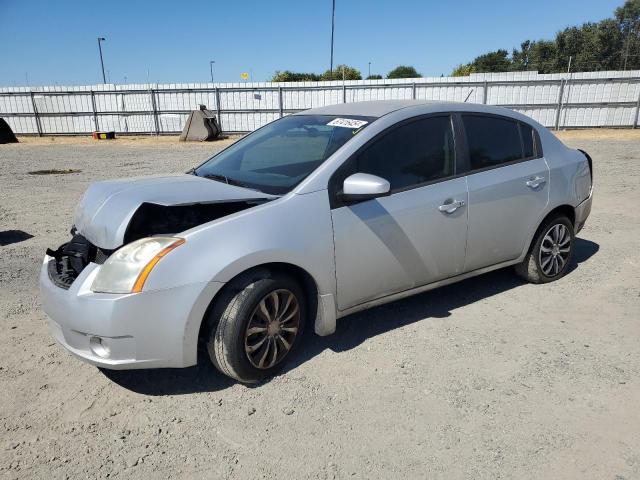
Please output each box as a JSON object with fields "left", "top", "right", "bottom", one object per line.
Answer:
{"left": 244, "top": 289, "right": 300, "bottom": 369}
{"left": 539, "top": 223, "right": 572, "bottom": 277}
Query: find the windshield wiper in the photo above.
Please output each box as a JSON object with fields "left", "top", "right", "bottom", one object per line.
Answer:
{"left": 201, "top": 173, "right": 264, "bottom": 193}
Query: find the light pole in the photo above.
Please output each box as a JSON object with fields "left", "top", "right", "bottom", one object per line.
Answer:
{"left": 368, "top": 62, "right": 371, "bottom": 78}
{"left": 329, "top": 0, "right": 335, "bottom": 80}
{"left": 209, "top": 60, "right": 215, "bottom": 83}
{"left": 97, "top": 37, "right": 107, "bottom": 84}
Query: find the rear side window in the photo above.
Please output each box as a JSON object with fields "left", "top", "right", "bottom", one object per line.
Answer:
{"left": 356, "top": 116, "right": 455, "bottom": 191}
{"left": 520, "top": 123, "right": 535, "bottom": 158}
{"left": 462, "top": 115, "right": 523, "bottom": 170}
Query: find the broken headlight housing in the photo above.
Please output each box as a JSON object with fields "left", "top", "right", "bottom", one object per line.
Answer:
{"left": 91, "top": 237, "right": 185, "bottom": 294}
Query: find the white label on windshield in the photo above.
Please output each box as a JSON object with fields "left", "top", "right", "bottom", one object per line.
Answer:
{"left": 327, "top": 118, "right": 368, "bottom": 129}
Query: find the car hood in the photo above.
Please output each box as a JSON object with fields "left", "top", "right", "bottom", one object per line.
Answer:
{"left": 73, "top": 174, "right": 275, "bottom": 249}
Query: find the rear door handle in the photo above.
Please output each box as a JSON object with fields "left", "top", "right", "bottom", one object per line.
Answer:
{"left": 438, "top": 199, "right": 465, "bottom": 214}
{"left": 526, "top": 176, "right": 546, "bottom": 189}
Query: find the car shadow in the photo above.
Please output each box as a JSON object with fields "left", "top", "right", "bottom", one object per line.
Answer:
{"left": 103, "top": 237, "right": 599, "bottom": 395}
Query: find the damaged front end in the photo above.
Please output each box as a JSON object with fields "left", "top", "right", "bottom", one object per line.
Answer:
{"left": 45, "top": 174, "right": 276, "bottom": 289}
{"left": 46, "top": 232, "right": 112, "bottom": 289}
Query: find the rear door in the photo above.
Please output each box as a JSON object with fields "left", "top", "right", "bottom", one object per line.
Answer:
{"left": 460, "top": 114, "right": 549, "bottom": 272}
{"left": 330, "top": 115, "right": 469, "bottom": 311}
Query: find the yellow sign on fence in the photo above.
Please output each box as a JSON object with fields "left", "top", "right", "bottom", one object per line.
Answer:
{"left": 240, "top": 72, "right": 249, "bottom": 80}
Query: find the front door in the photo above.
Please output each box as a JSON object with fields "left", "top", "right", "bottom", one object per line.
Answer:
{"left": 330, "top": 115, "right": 469, "bottom": 311}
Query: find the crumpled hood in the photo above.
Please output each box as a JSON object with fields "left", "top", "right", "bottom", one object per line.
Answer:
{"left": 74, "top": 174, "right": 274, "bottom": 249}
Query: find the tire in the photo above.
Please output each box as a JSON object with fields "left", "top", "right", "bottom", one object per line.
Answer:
{"left": 515, "top": 214, "right": 575, "bottom": 284}
{"left": 204, "top": 273, "right": 306, "bottom": 383}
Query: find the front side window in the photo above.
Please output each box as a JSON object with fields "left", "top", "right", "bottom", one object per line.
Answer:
{"left": 194, "top": 114, "right": 373, "bottom": 195}
{"left": 462, "top": 115, "right": 523, "bottom": 170}
{"left": 356, "top": 116, "right": 455, "bottom": 191}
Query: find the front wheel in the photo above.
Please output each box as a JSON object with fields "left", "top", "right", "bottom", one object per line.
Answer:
{"left": 205, "top": 273, "right": 306, "bottom": 383}
{"left": 515, "top": 215, "right": 575, "bottom": 284}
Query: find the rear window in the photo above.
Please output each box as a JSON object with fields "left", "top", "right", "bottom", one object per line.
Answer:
{"left": 462, "top": 115, "right": 523, "bottom": 170}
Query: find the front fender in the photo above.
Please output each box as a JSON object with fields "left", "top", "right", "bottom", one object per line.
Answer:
{"left": 145, "top": 190, "right": 335, "bottom": 294}
{"left": 139, "top": 190, "right": 337, "bottom": 342}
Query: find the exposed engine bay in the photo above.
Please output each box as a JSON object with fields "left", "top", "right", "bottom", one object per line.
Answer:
{"left": 47, "top": 199, "right": 266, "bottom": 289}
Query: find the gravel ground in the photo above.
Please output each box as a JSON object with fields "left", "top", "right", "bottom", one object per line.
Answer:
{"left": 0, "top": 130, "right": 639, "bottom": 479}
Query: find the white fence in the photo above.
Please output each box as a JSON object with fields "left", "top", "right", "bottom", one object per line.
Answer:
{"left": 1, "top": 70, "right": 640, "bottom": 135}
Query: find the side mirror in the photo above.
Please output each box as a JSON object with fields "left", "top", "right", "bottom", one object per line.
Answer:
{"left": 339, "top": 173, "right": 391, "bottom": 204}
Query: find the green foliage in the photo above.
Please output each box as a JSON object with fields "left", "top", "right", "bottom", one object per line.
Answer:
{"left": 472, "top": 50, "right": 512, "bottom": 72}
{"left": 451, "top": 0, "right": 640, "bottom": 74}
{"left": 366, "top": 74, "right": 383, "bottom": 80}
{"left": 320, "top": 65, "right": 362, "bottom": 80}
{"left": 271, "top": 71, "right": 320, "bottom": 82}
{"left": 451, "top": 63, "right": 475, "bottom": 77}
{"left": 387, "top": 65, "right": 421, "bottom": 79}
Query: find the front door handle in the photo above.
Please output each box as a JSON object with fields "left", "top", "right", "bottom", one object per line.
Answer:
{"left": 526, "top": 176, "right": 546, "bottom": 189}
{"left": 438, "top": 199, "right": 465, "bottom": 214}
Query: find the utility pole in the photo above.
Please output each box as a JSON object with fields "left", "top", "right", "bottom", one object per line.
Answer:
{"left": 623, "top": 28, "right": 635, "bottom": 71}
{"left": 97, "top": 37, "right": 107, "bottom": 84}
{"left": 329, "top": 0, "right": 335, "bottom": 80}
{"left": 209, "top": 60, "right": 215, "bottom": 83}
{"left": 368, "top": 62, "right": 371, "bottom": 78}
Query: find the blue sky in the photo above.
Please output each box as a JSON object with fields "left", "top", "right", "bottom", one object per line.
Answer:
{"left": 0, "top": 0, "right": 624, "bottom": 86}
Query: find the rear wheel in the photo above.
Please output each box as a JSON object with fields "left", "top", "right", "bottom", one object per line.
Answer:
{"left": 205, "top": 273, "right": 306, "bottom": 383}
{"left": 515, "top": 215, "right": 574, "bottom": 284}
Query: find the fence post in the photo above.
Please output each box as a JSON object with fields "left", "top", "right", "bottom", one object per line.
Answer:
{"left": 482, "top": 81, "right": 488, "bottom": 104}
{"left": 634, "top": 88, "right": 640, "bottom": 129}
{"left": 278, "top": 87, "right": 284, "bottom": 118}
{"left": 554, "top": 79, "right": 566, "bottom": 131}
{"left": 215, "top": 87, "right": 223, "bottom": 133}
{"left": 29, "top": 91, "right": 42, "bottom": 137}
{"left": 342, "top": 84, "right": 346, "bottom": 103}
{"left": 90, "top": 90, "right": 99, "bottom": 132}
{"left": 412, "top": 82, "right": 416, "bottom": 99}
{"left": 149, "top": 88, "right": 160, "bottom": 135}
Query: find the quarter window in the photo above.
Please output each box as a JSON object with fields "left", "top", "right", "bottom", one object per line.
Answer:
{"left": 462, "top": 115, "right": 523, "bottom": 170}
{"left": 356, "top": 116, "right": 455, "bottom": 190}
{"left": 520, "top": 123, "right": 535, "bottom": 158}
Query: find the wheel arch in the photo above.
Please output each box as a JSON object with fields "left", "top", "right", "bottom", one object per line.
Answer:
{"left": 524, "top": 204, "right": 575, "bottom": 257}
{"left": 196, "top": 262, "right": 320, "bottom": 347}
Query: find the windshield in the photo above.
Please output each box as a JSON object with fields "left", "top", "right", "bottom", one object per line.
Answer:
{"left": 194, "top": 114, "right": 374, "bottom": 195}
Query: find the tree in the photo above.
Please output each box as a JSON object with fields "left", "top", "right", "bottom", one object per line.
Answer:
{"left": 320, "top": 64, "right": 362, "bottom": 80}
{"left": 615, "top": 0, "right": 640, "bottom": 32}
{"left": 366, "top": 74, "right": 383, "bottom": 80}
{"left": 472, "top": 49, "right": 511, "bottom": 72}
{"left": 596, "top": 19, "right": 625, "bottom": 70}
{"left": 271, "top": 71, "right": 320, "bottom": 82}
{"left": 526, "top": 40, "right": 558, "bottom": 73}
{"left": 387, "top": 65, "right": 421, "bottom": 79}
{"left": 510, "top": 41, "right": 532, "bottom": 71}
{"left": 451, "top": 63, "right": 475, "bottom": 77}
{"left": 451, "top": 0, "right": 640, "bottom": 74}
{"left": 615, "top": 0, "right": 640, "bottom": 69}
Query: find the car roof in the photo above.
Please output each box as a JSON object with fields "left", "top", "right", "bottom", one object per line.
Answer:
{"left": 294, "top": 100, "right": 441, "bottom": 118}
{"left": 294, "top": 100, "right": 542, "bottom": 127}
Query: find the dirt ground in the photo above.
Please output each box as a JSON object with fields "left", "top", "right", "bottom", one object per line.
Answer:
{"left": 0, "top": 130, "right": 639, "bottom": 479}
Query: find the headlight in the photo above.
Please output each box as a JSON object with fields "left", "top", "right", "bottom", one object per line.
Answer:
{"left": 91, "top": 237, "right": 185, "bottom": 294}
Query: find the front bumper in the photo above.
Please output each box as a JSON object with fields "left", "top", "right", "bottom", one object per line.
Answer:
{"left": 39, "top": 255, "right": 221, "bottom": 369}
{"left": 574, "top": 187, "right": 593, "bottom": 234}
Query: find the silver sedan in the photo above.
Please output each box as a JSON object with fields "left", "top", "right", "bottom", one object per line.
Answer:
{"left": 40, "top": 100, "right": 593, "bottom": 382}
